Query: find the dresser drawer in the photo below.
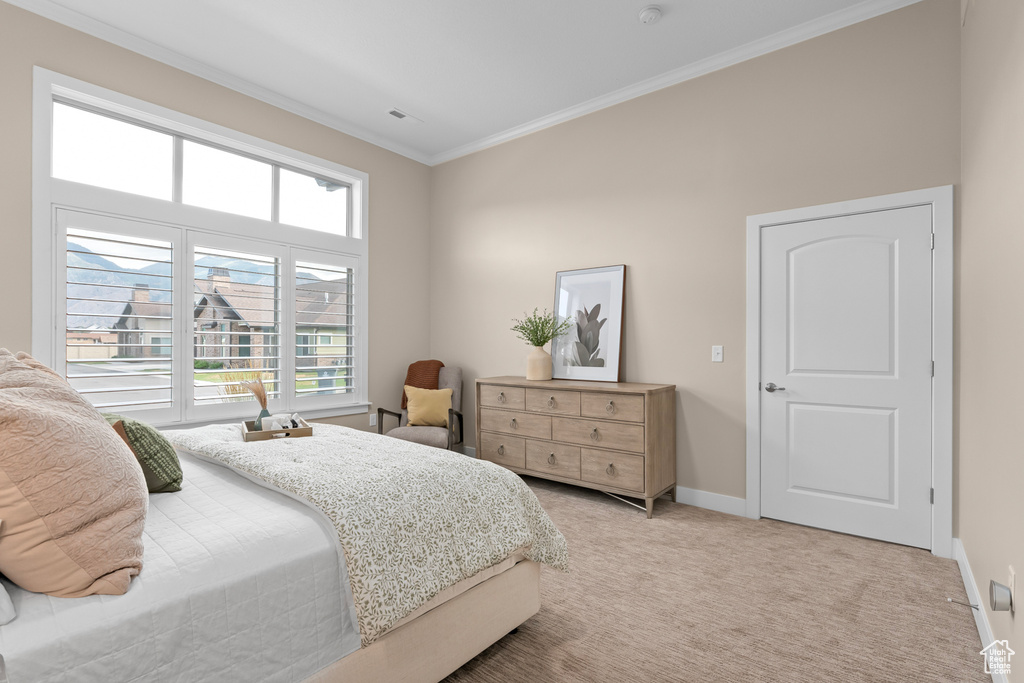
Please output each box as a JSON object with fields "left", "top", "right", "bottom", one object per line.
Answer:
{"left": 526, "top": 440, "right": 581, "bottom": 480}
{"left": 581, "top": 392, "right": 645, "bottom": 423}
{"left": 479, "top": 385, "right": 525, "bottom": 410}
{"left": 480, "top": 408, "right": 551, "bottom": 439}
{"left": 525, "top": 388, "right": 581, "bottom": 416}
{"left": 551, "top": 416, "right": 645, "bottom": 453}
{"left": 479, "top": 432, "right": 526, "bottom": 469}
{"left": 581, "top": 449, "right": 644, "bottom": 493}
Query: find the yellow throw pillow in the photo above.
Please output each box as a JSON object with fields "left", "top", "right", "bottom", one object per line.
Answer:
{"left": 405, "top": 385, "right": 453, "bottom": 427}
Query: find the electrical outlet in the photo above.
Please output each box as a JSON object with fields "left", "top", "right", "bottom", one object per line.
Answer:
{"left": 1010, "top": 566, "right": 1016, "bottom": 614}
{"left": 369, "top": 413, "right": 377, "bottom": 427}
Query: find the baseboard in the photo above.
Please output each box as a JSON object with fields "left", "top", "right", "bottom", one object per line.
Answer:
{"left": 674, "top": 486, "right": 747, "bottom": 517}
{"left": 953, "top": 538, "right": 1004, "bottom": 683}
{"left": 463, "top": 446, "right": 476, "bottom": 458}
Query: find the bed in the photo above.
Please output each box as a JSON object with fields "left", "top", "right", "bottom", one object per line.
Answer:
{"left": 0, "top": 424, "right": 567, "bottom": 683}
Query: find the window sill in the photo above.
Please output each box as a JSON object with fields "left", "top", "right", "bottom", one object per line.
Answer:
{"left": 150, "top": 402, "right": 370, "bottom": 431}
{"left": 298, "top": 403, "right": 371, "bottom": 421}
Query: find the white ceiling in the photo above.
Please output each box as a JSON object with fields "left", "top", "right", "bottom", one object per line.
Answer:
{"left": 11, "top": 0, "right": 920, "bottom": 165}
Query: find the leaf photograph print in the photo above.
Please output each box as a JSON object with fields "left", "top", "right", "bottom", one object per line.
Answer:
{"left": 569, "top": 304, "right": 607, "bottom": 367}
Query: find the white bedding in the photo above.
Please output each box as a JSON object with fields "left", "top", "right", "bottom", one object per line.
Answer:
{"left": 0, "top": 452, "right": 360, "bottom": 683}
{"left": 165, "top": 423, "right": 569, "bottom": 646}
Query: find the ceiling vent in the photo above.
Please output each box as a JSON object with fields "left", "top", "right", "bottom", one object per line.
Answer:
{"left": 387, "top": 108, "right": 424, "bottom": 124}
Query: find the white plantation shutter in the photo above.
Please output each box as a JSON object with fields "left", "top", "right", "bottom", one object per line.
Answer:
{"left": 55, "top": 213, "right": 363, "bottom": 424}
{"left": 193, "top": 247, "right": 281, "bottom": 406}
{"left": 294, "top": 261, "right": 355, "bottom": 398}
{"left": 64, "top": 224, "right": 175, "bottom": 412}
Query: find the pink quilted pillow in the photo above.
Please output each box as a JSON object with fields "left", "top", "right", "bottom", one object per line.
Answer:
{"left": 0, "top": 349, "right": 147, "bottom": 597}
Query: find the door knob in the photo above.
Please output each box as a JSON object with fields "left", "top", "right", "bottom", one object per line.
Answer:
{"left": 764, "top": 382, "right": 786, "bottom": 393}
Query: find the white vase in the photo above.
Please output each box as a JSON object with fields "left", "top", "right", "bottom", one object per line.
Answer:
{"left": 526, "top": 346, "right": 553, "bottom": 381}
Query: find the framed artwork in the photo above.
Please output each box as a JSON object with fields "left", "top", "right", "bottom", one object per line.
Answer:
{"left": 551, "top": 265, "right": 625, "bottom": 382}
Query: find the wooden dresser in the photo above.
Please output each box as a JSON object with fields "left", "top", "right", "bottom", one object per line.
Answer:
{"left": 475, "top": 376, "right": 676, "bottom": 517}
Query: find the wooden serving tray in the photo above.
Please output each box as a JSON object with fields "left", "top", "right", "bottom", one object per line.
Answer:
{"left": 241, "top": 418, "right": 312, "bottom": 442}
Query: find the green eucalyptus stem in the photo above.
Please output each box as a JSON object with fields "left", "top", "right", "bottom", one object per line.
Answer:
{"left": 511, "top": 308, "right": 573, "bottom": 347}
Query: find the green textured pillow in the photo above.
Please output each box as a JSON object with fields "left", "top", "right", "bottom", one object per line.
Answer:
{"left": 102, "top": 414, "right": 183, "bottom": 493}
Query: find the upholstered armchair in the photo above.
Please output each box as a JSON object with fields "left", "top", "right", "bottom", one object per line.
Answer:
{"left": 377, "top": 366, "right": 464, "bottom": 450}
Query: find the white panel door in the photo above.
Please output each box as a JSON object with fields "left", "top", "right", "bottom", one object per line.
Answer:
{"left": 760, "top": 205, "right": 933, "bottom": 548}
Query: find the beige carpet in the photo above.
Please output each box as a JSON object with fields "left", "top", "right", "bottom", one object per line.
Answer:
{"left": 446, "top": 478, "right": 988, "bottom": 683}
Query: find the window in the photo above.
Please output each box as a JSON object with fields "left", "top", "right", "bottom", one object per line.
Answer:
{"left": 182, "top": 141, "right": 272, "bottom": 220}
{"left": 193, "top": 246, "right": 281, "bottom": 406}
{"left": 48, "top": 100, "right": 355, "bottom": 234}
{"left": 52, "top": 102, "right": 173, "bottom": 200}
{"left": 295, "top": 261, "right": 355, "bottom": 398}
{"left": 279, "top": 167, "right": 349, "bottom": 235}
{"left": 152, "top": 338, "right": 172, "bottom": 356}
{"left": 34, "top": 69, "right": 368, "bottom": 426}
{"left": 64, "top": 220, "right": 174, "bottom": 411}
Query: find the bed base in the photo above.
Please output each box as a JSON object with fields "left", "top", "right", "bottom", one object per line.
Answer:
{"left": 306, "top": 560, "right": 541, "bottom": 683}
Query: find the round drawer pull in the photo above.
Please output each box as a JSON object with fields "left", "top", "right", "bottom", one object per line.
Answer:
{"left": 590, "top": 428, "right": 599, "bottom": 441}
{"left": 510, "top": 418, "right": 518, "bottom": 429}
{"left": 547, "top": 453, "right": 556, "bottom": 465}
{"left": 547, "top": 396, "right": 556, "bottom": 408}
{"left": 497, "top": 391, "right": 506, "bottom": 403}
{"left": 606, "top": 400, "right": 615, "bottom": 414}
{"left": 497, "top": 444, "right": 505, "bottom": 455}
{"left": 606, "top": 463, "right": 616, "bottom": 476}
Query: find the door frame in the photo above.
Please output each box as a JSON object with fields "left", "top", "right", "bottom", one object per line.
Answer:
{"left": 744, "top": 186, "right": 954, "bottom": 558}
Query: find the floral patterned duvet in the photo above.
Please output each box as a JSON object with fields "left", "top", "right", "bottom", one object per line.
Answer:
{"left": 164, "top": 423, "right": 568, "bottom": 645}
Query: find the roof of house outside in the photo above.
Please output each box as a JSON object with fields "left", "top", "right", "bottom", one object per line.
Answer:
{"left": 115, "top": 276, "right": 350, "bottom": 330}
{"left": 296, "top": 281, "right": 350, "bottom": 327}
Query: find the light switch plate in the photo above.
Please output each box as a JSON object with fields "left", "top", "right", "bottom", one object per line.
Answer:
{"left": 369, "top": 413, "right": 377, "bottom": 427}
{"left": 712, "top": 346, "right": 724, "bottom": 363}
{"left": 1010, "top": 566, "right": 1016, "bottom": 613}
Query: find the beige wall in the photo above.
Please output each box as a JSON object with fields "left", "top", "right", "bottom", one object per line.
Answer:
{"left": 430, "top": 0, "right": 961, "bottom": 499}
{"left": 960, "top": 0, "right": 1023, "bottom": 662}
{"left": 0, "top": 2, "right": 432, "bottom": 430}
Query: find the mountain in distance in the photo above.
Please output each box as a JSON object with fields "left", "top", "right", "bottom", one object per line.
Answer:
{"left": 67, "top": 242, "right": 169, "bottom": 329}
{"left": 66, "top": 242, "right": 326, "bottom": 329}
{"left": 67, "top": 243, "right": 122, "bottom": 273}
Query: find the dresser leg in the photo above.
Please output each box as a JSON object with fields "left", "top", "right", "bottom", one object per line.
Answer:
{"left": 645, "top": 498, "right": 654, "bottom": 518}
{"left": 670, "top": 487, "right": 676, "bottom": 502}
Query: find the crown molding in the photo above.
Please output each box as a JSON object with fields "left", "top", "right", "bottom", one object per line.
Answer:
{"left": 428, "top": 0, "right": 924, "bottom": 165}
{"left": 7, "top": 0, "right": 922, "bottom": 168}
{"left": 3, "top": 0, "right": 432, "bottom": 165}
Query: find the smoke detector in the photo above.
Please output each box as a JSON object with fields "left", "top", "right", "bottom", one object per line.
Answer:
{"left": 638, "top": 5, "right": 662, "bottom": 24}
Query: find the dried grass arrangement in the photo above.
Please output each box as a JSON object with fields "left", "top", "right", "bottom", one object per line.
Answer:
{"left": 241, "top": 378, "right": 272, "bottom": 429}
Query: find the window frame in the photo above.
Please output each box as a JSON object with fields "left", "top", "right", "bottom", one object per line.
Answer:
{"left": 32, "top": 68, "right": 370, "bottom": 427}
